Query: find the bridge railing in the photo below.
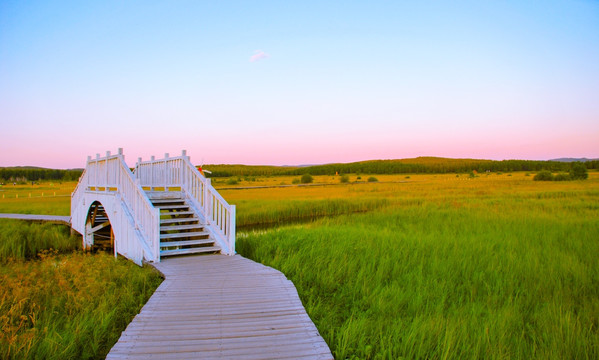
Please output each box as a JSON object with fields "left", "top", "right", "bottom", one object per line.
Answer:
{"left": 71, "top": 168, "right": 87, "bottom": 218}
{"left": 134, "top": 151, "right": 235, "bottom": 255}
{"left": 72, "top": 150, "right": 160, "bottom": 261}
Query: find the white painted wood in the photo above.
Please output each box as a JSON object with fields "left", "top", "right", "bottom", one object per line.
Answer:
{"left": 71, "top": 149, "right": 236, "bottom": 264}
{"left": 71, "top": 151, "right": 161, "bottom": 265}
{"left": 0, "top": 213, "right": 70, "bottom": 225}
{"left": 133, "top": 153, "right": 236, "bottom": 255}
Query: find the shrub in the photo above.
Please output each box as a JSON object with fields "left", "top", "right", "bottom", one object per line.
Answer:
{"left": 300, "top": 174, "right": 313, "bottom": 184}
{"left": 367, "top": 177, "right": 378, "bottom": 182}
{"left": 226, "top": 178, "right": 238, "bottom": 185}
{"left": 292, "top": 178, "right": 300, "bottom": 184}
{"left": 553, "top": 173, "right": 571, "bottom": 181}
{"left": 570, "top": 163, "right": 588, "bottom": 180}
{"left": 340, "top": 175, "right": 350, "bottom": 183}
{"left": 534, "top": 171, "right": 554, "bottom": 181}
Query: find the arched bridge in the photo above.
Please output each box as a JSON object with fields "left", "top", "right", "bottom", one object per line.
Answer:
{"left": 70, "top": 149, "right": 333, "bottom": 359}
{"left": 71, "top": 149, "right": 235, "bottom": 265}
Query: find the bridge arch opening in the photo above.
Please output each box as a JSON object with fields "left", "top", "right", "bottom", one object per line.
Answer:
{"left": 84, "top": 201, "right": 114, "bottom": 252}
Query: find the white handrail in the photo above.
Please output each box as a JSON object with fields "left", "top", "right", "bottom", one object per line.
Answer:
{"left": 134, "top": 152, "right": 236, "bottom": 255}
{"left": 70, "top": 168, "right": 87, "bottom": 215}
{"left": 72, "top": 152, "right": 160, "bottom": 261}
{"left": 180, "top": 156, "right": 236, "bottom": 255}
{"left": 114, "top": 156, "right": 160, "bottom": 260}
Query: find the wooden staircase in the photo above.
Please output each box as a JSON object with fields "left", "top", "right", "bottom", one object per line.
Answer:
{"left": 147, "top": 192, "right": 221, "bottom": 257}
{"left": 87, "top": 202, "right": 114, "bottom": 251}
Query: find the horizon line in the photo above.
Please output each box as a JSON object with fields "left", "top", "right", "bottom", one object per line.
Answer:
{"left": 2, "top": 155, "right": 598, "bottom": 170}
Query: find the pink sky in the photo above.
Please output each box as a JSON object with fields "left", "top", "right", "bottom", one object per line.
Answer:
{"left": 1, "top": 1, "right": 598, "bottom": 169}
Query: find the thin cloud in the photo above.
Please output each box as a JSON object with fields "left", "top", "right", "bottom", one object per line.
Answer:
{"left": 249, "top": 50, "right": 269, "bottom": 62}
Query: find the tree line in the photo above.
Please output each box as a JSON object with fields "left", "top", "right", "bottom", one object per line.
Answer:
{"left": 284, "top": 159, "right": 599, "bottom": 176}
{"left": 0, "top": 168, "right": 83, "bottom": 183}
{"left": 2, "top": 158, "right": 596, "bottom": 182}
{"left": 203, "top": 158, "right": 598, "bottom": 177}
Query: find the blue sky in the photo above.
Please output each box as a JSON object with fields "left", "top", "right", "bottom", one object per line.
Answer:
{"left": 1, "top": 1, "right": 598, "bottom": 168}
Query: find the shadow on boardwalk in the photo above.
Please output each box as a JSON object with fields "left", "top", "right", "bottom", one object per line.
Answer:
{"left": 107, "top": 255, "right": 333, "bottom": 360}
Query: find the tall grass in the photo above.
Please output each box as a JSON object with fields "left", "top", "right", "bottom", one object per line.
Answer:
{"left": 2, "top": 173, "right": 597, "bottom": 358}
{"left": 236, "top": 198, "right": 389, "bottom": 229}
{"left": 237, "top": 174, "right": 599, "bottom": 359}
{"left": 0, "top": 220, "right": 79, "bottom": 260}
{"left": 0, "top": 221, "right": 162, "bottom": 359}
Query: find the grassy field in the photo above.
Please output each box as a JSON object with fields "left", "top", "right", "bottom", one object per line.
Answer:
{"left": 0, "top": 182, "right": 74, "bottom": 215}
{"left": 234, "top": 172, "right": 599, "bottom": 359}
{"left": 0, "top": 219, "right": 163, "bottom": 359}
{"left": 1, "top": 172, "right": 598, "bottom": 358}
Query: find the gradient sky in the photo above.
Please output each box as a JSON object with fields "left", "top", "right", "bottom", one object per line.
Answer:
{"left": 1, "top": 1, "right": 598, "bottom": 168}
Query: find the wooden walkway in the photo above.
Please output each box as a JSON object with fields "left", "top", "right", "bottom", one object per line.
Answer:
{"left": 0, "top": 213, "right": 71, "bottom": 225}
{"left": 107, "top": 255, "right": 333, "bottom": 359}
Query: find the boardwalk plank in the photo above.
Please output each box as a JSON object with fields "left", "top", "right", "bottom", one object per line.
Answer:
{"left": 106, "top": 254, "right": 333, "bottom": 360}
{"left": 0, "top": 213, "right": 70, "bottom": 225}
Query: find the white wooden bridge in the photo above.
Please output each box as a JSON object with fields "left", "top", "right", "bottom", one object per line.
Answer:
{"left": 70, "top": 149, "right": 333, "bottom": 359}
{"left": 71, "top": 149, "right": 236, "bottom": 265}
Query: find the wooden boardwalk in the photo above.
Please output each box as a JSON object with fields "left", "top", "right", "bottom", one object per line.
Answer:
{"left": 107, "top": 255, "right": 333, "bottom": 360}
{"left": 0, "top": 213, "right": 71, "bottom": 225}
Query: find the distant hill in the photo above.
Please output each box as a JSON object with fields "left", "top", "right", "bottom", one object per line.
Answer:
{"left": 203, "top": 157, "right": 598, "bottom": 177}
{"left": 550, "top": 158, "right": 599, "bottom": 163}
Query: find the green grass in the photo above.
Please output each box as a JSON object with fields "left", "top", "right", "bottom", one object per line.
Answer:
{"left": 237, "top": 175, "right": 599, "bottom": 359}
{"left": 0, "top": 220, "right": 163, "bottom": 359}
{"left": 0, "top": 181, "right": 74, "bottom": 215}
{"left": 0, "top": 220, "right": 79, "bottom": 260}
{"left": 2, "top": 174, "right": 598, "bottom": 358}
{"left": 235, "top": 198, "right": 389, "bottom": 229}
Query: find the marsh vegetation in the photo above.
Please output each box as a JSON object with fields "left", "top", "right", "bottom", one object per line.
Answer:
{"left": 1, "top": 170, "right": 597, "bottom": 359}
{"left": 0, "top": 219, "right": 162, "bottom": 359}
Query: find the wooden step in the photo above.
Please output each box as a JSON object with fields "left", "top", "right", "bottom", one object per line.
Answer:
{"left": 160, "top": 217, "right": 200, "bottom": 225}
{"left": 155, "top": 204, "right": 189, "bottom": 210}
{"left": 160, "top": 239, "right": 214, "bottom": 248}
{"left": 160, "top": 231, "right": 210, "bottom": 240}
{"left": 161, "top": 224, "right": 205, "bottom": 232}
{"left": 151, "top": 199, "right": 185, "bottom": 204}
{"left": 145, "top": 191, "right": 183, "bottom": 199}
{"left": 160, "top": 246, "right": 221, "bottom": 257}
{"left": 160, "top": 211, "right": 195, "bottom": 217}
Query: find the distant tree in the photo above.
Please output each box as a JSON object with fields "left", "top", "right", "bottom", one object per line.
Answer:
{"left": 533, "top": 171, "right": 554, "bottom": 181}
{"left": 570, "top": 163, "right": 588, "bottom": 180}
{"left": 300, "top": 174, "right": 313, "bottom": 184}
{"left": 367, "top": 177, "right": 378, "bottom": 182}
{"left": 339, "top": 175, "right": 350, "bottom": 183}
